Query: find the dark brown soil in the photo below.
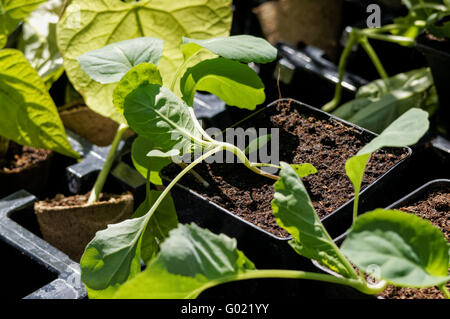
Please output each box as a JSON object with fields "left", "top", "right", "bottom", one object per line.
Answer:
{"left": 379, "top": 187, "right": 450, "bottom": 299}
{"left": 163, "top": 102, "right": 407, "bottom": 238}
{"left": 422, "top": 32, "right": 450, "bottom": 53}
{"left": 38, "top": 192, "right": 128, "bottom": 208}
{"left": 0, "top": 143, "right": 51, "bottom": 174}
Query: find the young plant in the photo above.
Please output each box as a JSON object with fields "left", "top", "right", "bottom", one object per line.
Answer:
{"left": 322, "top": 0, "right": 449, "bottom": 131}
{"left": 78, "top": 35, "right": 322, "bottom": 297}
{"left": 108, "top": 108, "right": 449, "bottom": 299}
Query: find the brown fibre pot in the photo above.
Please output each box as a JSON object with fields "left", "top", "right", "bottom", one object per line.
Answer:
{"left": 34, "top": 192, "right": 134, "bottom": 262}
{"left": 0, "top": 142, "right": 53, "bottom": 199}
{"left": 59, "top": 104, "right": 134, "bottom": 147}
{"left": 253, "top": 0, "right": 343, "bottom": 61}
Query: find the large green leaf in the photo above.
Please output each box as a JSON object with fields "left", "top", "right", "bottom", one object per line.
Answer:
{"left": 77, "top": 37, "right": 164, "bottom": 84}
{"left": 113, "top": 223, "right": 255, "bottom": 299}
{"left": 0, "top": 0, "right": 46, "bottom": 49}
{"left": 345, "top": 108, "right": 429, "bottom": 219}
{"left": 131, "top": 135, "right": 171, "bottom": 186}
{"left": 342, "top": 209, "right": 450, "bottom": 287}
{"left": 123, "top": 83, "right": 204, "bottom": 157}
{"left": 0, "top": 49, "right": 78, "bottom": 158}
{"left": 271, "top": 163, "right": 351, "bottom": 277}
{"left": 333, "top": 68, "right": 437, "bottom": 133}
{"left": 180, "top": 58, "right": 265, "bottom": 109}
{"left": 57, "top": 0, "right": 232, "bottom": 124}
{"left": 81, "top": 215, "right": 146, "bottom": 293}
{"left": 182, "top": 35, "right": 277, "bottom": 64}
{"left": 113, "top": 63, "right": 163, "bottom": 114}
{"left": 132, "top": 190, "right": 178, "bottom": 263}
{"left": 17, "top": 0, "right": 64, "bottom": 84}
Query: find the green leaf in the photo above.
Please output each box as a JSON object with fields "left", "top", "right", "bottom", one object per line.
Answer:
{"left": 0, "top": 49, "right": 78, "bottom": 158}
{"left": 345, "top": 108, "right": 429, "bottom": 219}
{"left": 182, "top": 35, "right": 277, "bottom": 64}
{"left": 77, "top": 37, "right": 164, "bottom": 84}
{"left": 333, "top": 68, "right": 437, "bottom": 133}
{"left": 17, "top": 0, "right": 64, "bottom": 84}
{"left": 342, "top": 209, "right": 450, "bottom": 288}
{"left": 131, "top": 136, "right": 171, "bottom": 186}
{"left": 113, "top": 63, "right": 163, "bottom": 114}
{"left": 132, "top": 190, "right": 178, "bottom": 263}
{"left": 113, "top": 223, "right": 255, "bottom": 299}
{"left": 80, "top": 215, "right": 146, "bottom": 293}
{"left": 180, "top": 58, "right": 265, "bottom": 110}
{"left": 357, "top": 108, "right": 429, "bottom": 155}
{"left": 271, "top": 162, "right": 351, "bottom": 277}
{"left": 245, "top": 134, "right": 271, "bottom": 155}
{"left": 57, "top": 0, "right": 232, "bottom": 124}
{"left": 290, "top": 163, "right": 317, "bottom": 179}
{"left": 0, "top": 0, "right": 46, "bottom": 49}
{"left": 123, "top": 83, "right": 204, "bottom": 157}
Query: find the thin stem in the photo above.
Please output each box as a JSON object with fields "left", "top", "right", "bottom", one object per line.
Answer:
{"left": 439, "top": 284, "right": 450, "bottom": 299}
{"left": 221, "top": 142, "right": 279, "bottom": 181}
{"left": 322, "top": 29, "right": 359, "bottom": 112}
{"left": 87, "top": 124, "right": 129, "bottom": 204}
{"left": 144, "top": 147, "right": 222, "bottom": 221}
{"left": 193, "top": 269, "right": 385, "bottom": 299}
{"left": 361, "top": 31, "right": 415, "bottom": 45}
{"left": 360, "top": 37, "right": 388, "bottom": 79}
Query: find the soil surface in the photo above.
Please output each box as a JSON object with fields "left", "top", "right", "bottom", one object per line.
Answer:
{"left": 163, "top": 101, "right": 407, "bottom": 238}
{"left": 379, "top": 187, "right": 450, "bottom": 299}
{"left": 0, "top": 143, "right": 51, "bottom": 174}
{"left": 38, "top": 192, "right": 129, "bottom": 208}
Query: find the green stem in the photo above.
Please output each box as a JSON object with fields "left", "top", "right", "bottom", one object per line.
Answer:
{"left": 322, "top": 29, "right": 359, "bottom": 112}
{"left": 361, "top": 31, "right": 415, "bottom": 45}
{"left": 439, "top": 284, "right": 450, "bottom": 299}
{"left": 221, "top": 142, "right": 279, "bottom": 181}
{"left": 145, "top": 147, "right": 222, "bottom": 221}
{"left": 359, "top": 37, "right": 388, "bottom": 79}
{"left": 193, "top": 269, "right": 385, "bottom": 299}
{"left": 87, "top": 123, "right": 129, "bottom": 204}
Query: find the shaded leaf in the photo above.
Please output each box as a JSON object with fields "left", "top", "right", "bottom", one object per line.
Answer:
{"left": 245, "top": 134, "right": 271, "bottom": 155}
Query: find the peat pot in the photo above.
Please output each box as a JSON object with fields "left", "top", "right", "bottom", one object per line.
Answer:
{"left": 161, "top": 99, "right": 412, "bottom": 273}
{"left": 0, "top": 190, "right": 86, "bottom": 299}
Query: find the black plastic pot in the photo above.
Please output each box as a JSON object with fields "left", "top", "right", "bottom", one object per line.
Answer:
{"left": 416, "top": 33, "right": 450, "bottom": 137}
{"left": 387, "top": 179, "right": 450, "bottom": 210}
{"left": 0, "top": 190, "right": 87, "bottom": 299}
{"left": 162, "top": 99, "right": 412, "bottom": 272}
